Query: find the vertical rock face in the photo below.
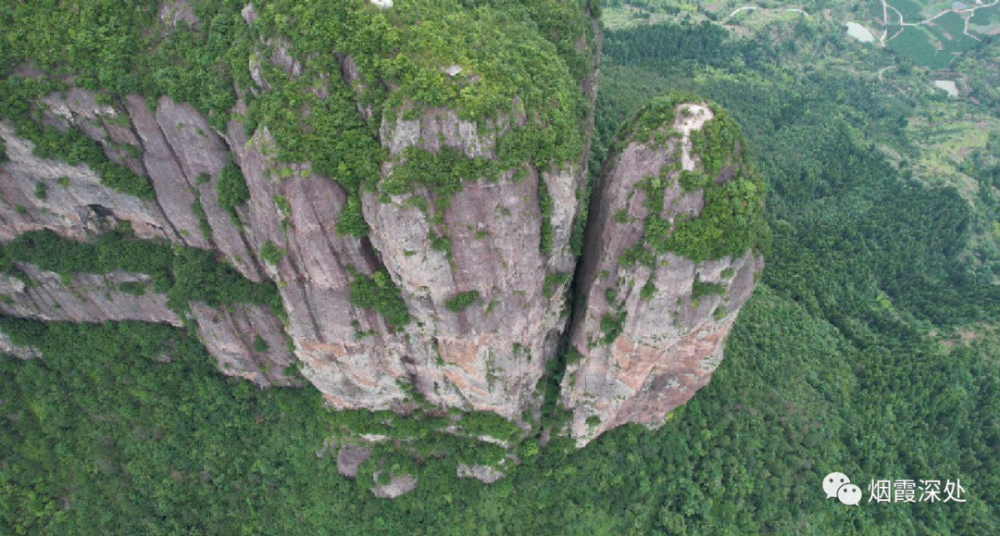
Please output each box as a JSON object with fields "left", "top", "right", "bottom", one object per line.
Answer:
{"left": 223, "top": 122, "right": 404, "bottom": 408}
{"left": 0, "top": 120, "right": 173, "bottom": 243}
{"left": 351, "top": 109, "right": 581, "bottom": 418}
{"left": 0, "top": 263, "right": 296, "bottom": 387}
{"left": 189, "top": 302, "right": 298, "bottom": 386}
{"left": 0, "top": 265, "right": 180, "bottom": 325}
{"left": 562, "top": 98, "right": 766, "bottom": 445}
{"left": 0, "top": 3, "right": 762, "bottom": 449}
{"left": 203, "top": 3, "right": 603, "bottom": 420}
{"left": 1, "top": 90, "right": 263, "bottom": 282}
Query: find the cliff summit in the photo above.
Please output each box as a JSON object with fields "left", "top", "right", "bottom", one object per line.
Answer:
{"left": 0, "top": 1, "right": 764, "bottom": 451}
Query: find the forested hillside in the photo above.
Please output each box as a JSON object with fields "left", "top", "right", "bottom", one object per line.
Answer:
{"left": 3, "top": 5, "right": 1000, "bottom": 536}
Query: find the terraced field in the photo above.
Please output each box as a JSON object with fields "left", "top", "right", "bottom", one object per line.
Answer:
{"left": 970, "top": 3, "right": 1000, "bottom": 27}
{"left": 885, "top": 0, "right": 1000, "bottom": 68}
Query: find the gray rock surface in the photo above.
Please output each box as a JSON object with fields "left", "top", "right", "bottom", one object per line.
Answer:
{"left": 457, "top": 463, "right": 505, "bottom": 484}
{"left": 0, "top": 262, "right": 292, "bottom": 387}
{"left": 0, "top": 121, "right": 173, "bottom": 243}
{"left": 159, "top": 0, "right": 200, "bottom": 31}
{"left": 0, "top": 11, "right": 760, "bottom": 450}
{"left": 191, "top": 302, "right": 298, "bottom": 386}
{"left": 0, "top": 264, "right": 180, "bottom": 326}
{"left": 561, "top": 104, "right": 763, "bottom": 445}
{"left": 336, "top": 445, "right": 374, "bottom": 478}
{"left": 371, "top": 473, "right": 417, "bottom": 499}
{"left": 355, "top": 104, "right": 587, "bottom": 419}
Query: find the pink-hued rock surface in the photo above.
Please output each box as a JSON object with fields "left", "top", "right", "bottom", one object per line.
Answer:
{"left": 560, "top": 103, "right": 763, "bottom": 445}
{"left": 0, "top": 6, "right": 760, "bottom": 450}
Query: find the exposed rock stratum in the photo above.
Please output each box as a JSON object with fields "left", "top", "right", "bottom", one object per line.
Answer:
{"left": 0, "top": 2, "right": 764, "bottom": 450}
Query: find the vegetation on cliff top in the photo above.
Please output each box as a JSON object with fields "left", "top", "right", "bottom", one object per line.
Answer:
{"left": 3, "top": 12, "right": 1000, "bottom": 536}
{"left": 1, "top": 0, "right": 596, "bottom": 243}
{"left": 617, "top": 95, "right": 769, "bottom": 266}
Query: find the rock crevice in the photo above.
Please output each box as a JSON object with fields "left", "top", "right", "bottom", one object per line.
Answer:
{"left": 0, "top": 13, "right": 762, "bottom": 449}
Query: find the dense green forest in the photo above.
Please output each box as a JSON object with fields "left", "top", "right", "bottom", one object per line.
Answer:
{"left": 4, "top": 7, "right": 1000, "bottom": 536}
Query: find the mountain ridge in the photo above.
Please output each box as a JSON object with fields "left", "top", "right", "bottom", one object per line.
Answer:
{"left": 0, "top": 0, "right": 764, "bottom": 449}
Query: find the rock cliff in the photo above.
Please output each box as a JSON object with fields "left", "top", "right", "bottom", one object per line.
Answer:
{"left": 0, "top": 2, "right": 763, "bottom": 448}
{"left": 561, "top": 97, "right": 766, "bottom": 444}
{"left": 0, "top": 262, "right": 296, "bottom": 386}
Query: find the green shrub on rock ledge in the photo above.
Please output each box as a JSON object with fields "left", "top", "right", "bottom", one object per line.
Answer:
{"left": 259, "top": 240, "right": 286, "bottom": 266}
{"left": 348, "top": 269, "right": 411, "bottom": 330}
{"left": 445, "top": 290, "right": 480, "bottom": 312}
{"left": 217, "top": 161, "right": 251, "bottom": 225}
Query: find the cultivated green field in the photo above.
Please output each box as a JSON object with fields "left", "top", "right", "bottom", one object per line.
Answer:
{"left": 885, "top": 0, "right": 1000, "bottom": 67}
{"left": 970, "top": 3, "right": 1000, "bottom": 26}
{"left": 603, "top": 0, "right": 1000, "bottom": 69}
{"left": 889, "top": 25, "right": 953, "bottom": 68}
{"left": 890, "top": 0, "right": 926, "bottom": 20}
